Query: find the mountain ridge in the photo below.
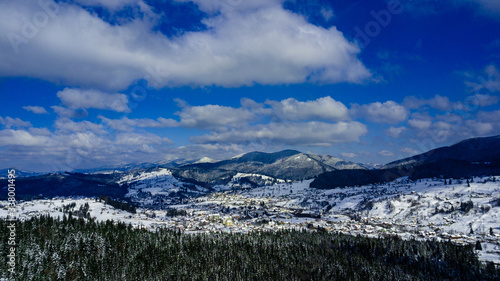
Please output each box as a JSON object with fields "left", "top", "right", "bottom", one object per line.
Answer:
{"left": 383, "top": 135, "right": 500, "bottom": 169}
{"left": 312, "top": 135, "right": 500, "bottom": 189}
{"left": 174, "top": 150, "right": 365, "bottom": 184}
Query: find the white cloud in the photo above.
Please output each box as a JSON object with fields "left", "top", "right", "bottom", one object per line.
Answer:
{"left": 55, "top": 118, "right": 106, "bottom": 134}
{"left": 191, "top": 121, "right": 367, "bottom": 146}
{"left": 57, "top": 88, "right": 130, "bottom": 112}
{"left": 0, "top": 127, "right": 173, "bottom": 171}
{"left": 0, "top": 116, "right": 32, "bottom": 128}
{"left": 175, "top": 0, "right": 283, "bottom": 14}
{"left": 351, "top": 101, "right": 408, "bottom": 124}
{"left": 320, "top": 8, "right": 335, "bottom": 21}
{"left": 99, "top": 116, "right": 176, "bottom": 131}
{"left": 464, "top": 120, "right": 494, "bottom": 135}
{"left": 467, "top": 93, "right": 499, "bottom": 107}
{"left": 478, "top": 109, "right": 500, "bottom": 122}
{"left": 408, "top": 119, "right": 432, "bottom": 130}
{"left": 403, "top": 108, "right": 500, "bottom": 144}
{"left": 266, "top": 96, "right": 349, "bottom": 122}
{"left": 400, "top": 147, "right": 418, "bottom": 155}
{"left": 385, "top": 126, "right": 406, "bottom": 138}
{"left": 340, "top": 152, "right": 357, "bottom": 158}
{"left": 379, "top": 150, "right": 394, "bottom": 157}
{"left": 23, "top": 105, "right": 48, "bottom": 114}
{"left": 427, "top": 95, "right": 453, "bottom": 111}
{"left": 114, "top": 132, "right": 173, "bottom": 146}
{"left": 51, "top": 106, "right": 88, "bottom": 118}
{"left": 0, "top": 0, "right": 370, "bottom": 91}
{"left": 171, "top": 100, "right": 263, "bottom": 130}
{"left": 0, "top": 129, "right": 48, "bottom": 146}
{"left": 97, "top": 96, "right": 353, "bottom": 132}
{"left": 403, "top": 95, "right": 462, "bottom": 111}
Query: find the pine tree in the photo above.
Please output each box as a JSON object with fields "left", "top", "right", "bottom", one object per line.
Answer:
{"left": 475, "top": 241, "right": 482, "bottom": 251}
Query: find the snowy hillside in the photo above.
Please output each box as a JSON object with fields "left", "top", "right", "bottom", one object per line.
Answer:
{"left": 120, "top": 168, "right": 209, "bottom": 207}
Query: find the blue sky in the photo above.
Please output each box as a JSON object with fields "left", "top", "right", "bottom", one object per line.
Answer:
{"left": 1, "top": 0, "right": 500, "bottom": 172}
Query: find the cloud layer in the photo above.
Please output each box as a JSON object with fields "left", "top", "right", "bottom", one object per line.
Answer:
{"left": 0, "top": 0, "right": 370, "bottom": 91}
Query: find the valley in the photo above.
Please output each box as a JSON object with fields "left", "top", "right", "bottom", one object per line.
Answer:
{"left": 2, "top": 171, "right": 500, "bottom": 264}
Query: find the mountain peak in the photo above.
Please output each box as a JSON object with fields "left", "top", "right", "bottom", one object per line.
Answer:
{"left": 194, "top": 157, "right": 217, "bottom": 164}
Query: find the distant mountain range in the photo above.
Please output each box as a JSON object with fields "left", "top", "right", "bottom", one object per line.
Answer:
{"left": 0, "top": 149, "right": 362, "bottom": 199}
{"left": 2, "top": 135, "right": 500, "bottom": 199}
{"left": 172, "top": 150, "right": 364, "bottom": 186}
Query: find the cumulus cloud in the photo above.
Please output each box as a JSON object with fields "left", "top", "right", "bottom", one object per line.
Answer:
{"left": 55, "top": 118, "right": 106, "bottom": 134}
{"left": 99, "top": 116, "right": 176, "bottom": 131}
{"left": 464, "top": 119, "right": 494, "bottom": 135}
{"left": 0, "top": 127, "right": 173, "bottom": 171}
{"left": 379, "top": 150, "right": 393, "bottom": 157}
{"left": 174, "top": 0, "right": 283, "bottom": 14}
{"left": 340, "top": 152, "right": 357, "bottom": 158}
{"left": 265, "top": 96, "right": 349, "bottom": 122}
{"left": 57, "top": 88, "right": 130, "bottom": 112}
{"left": 0, "top": 129, "right": 49, "bottom": 146}
{"left": 23, "top": 106, "right": 48, "bottom": 114}
{"left": 96, "top": 96, "right": 368, "bottom": 148}
{"left": 403, "top": 95, "right": 462, "bottom": 111}
{"left": 0, "top": 0, "right": 370, "bottom": 91}
{"left": 408, "top": 119, "right": 432, "bottom": 130}
{"left": 170, "top": 99, "right": 264, "bottom": 130}
{"left": 191, "top": 121, "right": 367, "bottom": 146}
{"left": 351, "top": 101, "right": 408, "bottom": 124}
{"left": 385, "top": 126, "right": 406, "bottom": 138}
{"left": 402, "top": 107, "right": 500, "bottom": 144}
{"left": 114, "top": 132, "right": 173, "bottom": 146}
{"left": 51, "top": 106, "right": 88, "bottom": 118}
{"left": 468, "top": 93, "right": 499, "bottom": 107}
{"left": 400, "top": 147, "right": 418, "bottom": 155}
{"left": 0, "top": 116, "right": 32, "bottom": 128}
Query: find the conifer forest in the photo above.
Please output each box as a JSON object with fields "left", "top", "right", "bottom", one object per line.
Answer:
{"left": 1, "top": 215, "right": 499, "bottom": 280}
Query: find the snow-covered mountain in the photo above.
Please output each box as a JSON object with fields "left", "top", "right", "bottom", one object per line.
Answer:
{"left": 193, "top": 157, "right": 217, "bottom": 164}
{"left": 173, "top": 150, "right": 364, "bottom": 186}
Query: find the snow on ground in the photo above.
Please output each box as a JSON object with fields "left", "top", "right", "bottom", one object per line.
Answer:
{"left": 232, "top": 173, "right": 287, "bottom": 184}
{"left": 118, "top": 168, "right": 173, "bottom": 184}
{"left": 1, "top": 175, "right": 499, "bottom": 263}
